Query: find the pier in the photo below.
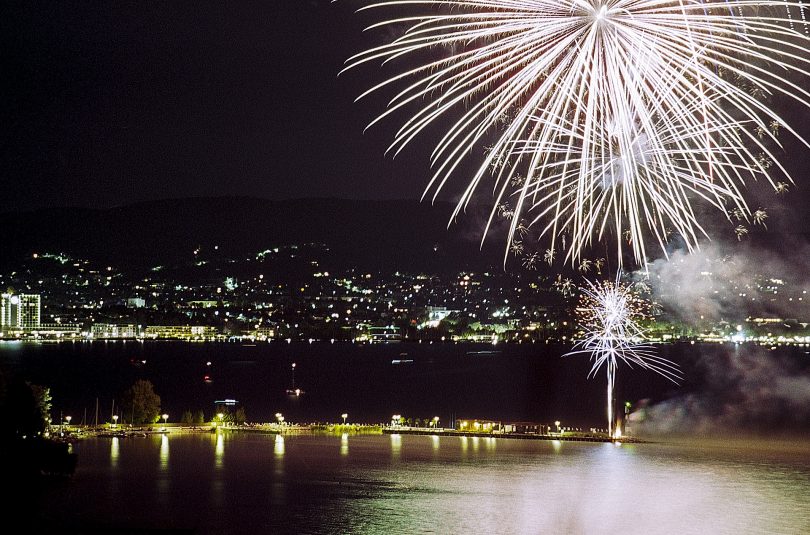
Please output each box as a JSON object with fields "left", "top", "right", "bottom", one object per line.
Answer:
{"left": 383, "top": 428, "right": 645, "bottom": 443}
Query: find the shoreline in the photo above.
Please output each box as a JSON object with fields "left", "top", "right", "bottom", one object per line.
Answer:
{"left": 382, "top": 428, "right": 644, "bottom": 443}
{"left": 60, "top": 425, "right": 642, "bottom": 443}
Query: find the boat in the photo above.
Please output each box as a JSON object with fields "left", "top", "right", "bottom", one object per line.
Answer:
{"left": 391, "top": 359, "right": 414, "bottom": 365}
{"left": 466, "top": 350, "right": 501, "bottom": 357}
{"left": 285, "top": 362, "right": 303, "bottom": 395}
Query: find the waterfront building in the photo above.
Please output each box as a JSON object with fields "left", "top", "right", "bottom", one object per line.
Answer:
{"left": 368, "top": 325, "right": 402, "bottom": 343}
{"left": 34, "top": 323, "right": 82, "bottom": 339}
{"left": 1, "top": 292, "right": 41, "bottom": 332}
{"left": 354, "top": 324, "right": 402, "bottom": 343}
{"left": 145, "top": 325, "right": 220, "bottom": 340}
{"left": 91, "top": 323, "right": 139, "bottom": 339}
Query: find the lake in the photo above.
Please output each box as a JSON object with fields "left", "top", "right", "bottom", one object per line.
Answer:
{"left": 0, "top": 339, "right": 778, "bottom": 426}
{"left": 23, "top": 432, "right": 810, "bottom": 534}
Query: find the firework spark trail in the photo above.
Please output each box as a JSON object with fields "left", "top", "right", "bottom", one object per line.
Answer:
{"left": 512, "top": 113, "right": 763, "bottom": 264}
{"left": 566, "top": 277, "right": 681, "bottom": 435}
{"left": 341, "top": 0, "right": 810, "bottom": 265}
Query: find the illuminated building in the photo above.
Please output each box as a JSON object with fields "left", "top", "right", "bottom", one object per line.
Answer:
{"left": 252, "top": 325, "right": 276, "bottom": 341}
{"left": 91, "top": 323, "right": 139, "bottom": 339}
{"left": 145, "top": 325, "right": 220, "bottom": 340}
{"left": 34, "top": 323, "right": 82, "bottom": 339}
{"left": 1, "top": 292, "right": 41, "bottom": 332}
{"left": 368, "top": 325, "right": 401, "bottom": 342}
{"left": 187, "top": 300, "right": 218, "bottom": 308}
{"left": 126, "top": 297, "right": 146, "bottom": 308}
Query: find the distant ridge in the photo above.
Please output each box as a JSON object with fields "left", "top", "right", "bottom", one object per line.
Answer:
{"left": 0, "top": 197, "right": 505, "bottom": 271}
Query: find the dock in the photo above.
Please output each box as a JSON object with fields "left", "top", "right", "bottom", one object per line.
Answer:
{"left": 382, "top": 428, "right": 645, "bottom": 443}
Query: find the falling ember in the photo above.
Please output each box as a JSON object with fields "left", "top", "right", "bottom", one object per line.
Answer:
{"left": 343, "top": 0, "right": 810, "bottom": 265}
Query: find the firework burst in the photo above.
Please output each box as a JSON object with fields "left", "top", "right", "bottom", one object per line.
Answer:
{"left": 342, "top": 0, "right": 810, "bottom": 265}
{"left": 566, "top": 277, "right": 681, "bottom": 435}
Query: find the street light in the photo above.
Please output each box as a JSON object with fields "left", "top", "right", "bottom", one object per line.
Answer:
{"left": 341, "top": 413, "right": 348, "bottom": 425}
{"left": 275, "top": 412, "right": 284, "bottom": 425}
{"left": 113, "top": 414, "right": 119, "bottom": 428}
{"left": 432, "top": 416, "right": 440, "bottom": 429}
{"left": 162, "top": 413, "right": 169, "bottom": 429}
{"left": 554, "top": 420, "right": 561, "bottom": 435}
{"left": 61, "top": 415, "right": 71, "bottom": 436}
{"left": 65, "top": 415, "right": 72, "bottom": 431}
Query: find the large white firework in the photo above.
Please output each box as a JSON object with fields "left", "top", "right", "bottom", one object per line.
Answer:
{"left": 342, "top": 0, "right": 810, "bottom": 265}
{"left": 512, "top": 114, "right": 761, "bottom": 263}
{"left": 566, "top": 278, "right": 681, "bottom": 435}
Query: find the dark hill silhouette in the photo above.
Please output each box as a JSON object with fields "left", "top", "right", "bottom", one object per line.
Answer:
{"left": 0, "top": 197, "right": 506, "bottom": 271}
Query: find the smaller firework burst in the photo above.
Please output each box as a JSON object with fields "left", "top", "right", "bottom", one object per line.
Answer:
{"left": 566, "top": 277, "right": 681, "bottom": 436}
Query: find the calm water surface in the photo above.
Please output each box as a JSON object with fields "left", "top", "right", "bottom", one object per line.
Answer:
{"left": 28, "top": 433, "right": 810, "bottom": 534}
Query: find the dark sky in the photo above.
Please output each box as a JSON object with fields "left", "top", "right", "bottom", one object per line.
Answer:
{"left": 2, "top": 0, "right": 809, "bottom": 219}
{"left": 1, "top": 0, "right": 433, "bottom": 210}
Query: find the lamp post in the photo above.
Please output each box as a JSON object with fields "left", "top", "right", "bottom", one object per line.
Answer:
{"left": 65, "top": 415, "right": 72, "bottom": 434}
{"left": 113, "top": 414, "right": 119, "bottom": 429}
{"left": 275, "top": 412, "right": 284, "bottom": 426}
{"left": 162, "top": 413, "right": 169, "bottom": 430}
{"left": 432, "top": 416, "right": 440, "bottom": 430}
{"left": 341, "top": 413, "right": 348, "bottom": 425}
{"left": 555, "top": 420, "right": 561, "bottom": 435}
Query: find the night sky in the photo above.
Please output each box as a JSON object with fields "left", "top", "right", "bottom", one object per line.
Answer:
{"left": 2, "top": 0, "right": 809, "bottom": 222}
{"left": 1, "top": 0, "right": 428, "bottom": 210}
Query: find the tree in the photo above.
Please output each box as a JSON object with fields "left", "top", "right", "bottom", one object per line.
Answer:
{"left": 28, "top": 383, "right": 52, "bottom": 431}
{"left": 193, "top": 410, "right": 205, "bottom": 425}
{"left": 234, "top": 407, "right": 247, "bottom": 425}
{"left": 2, "top": 380, "right": 51, "bottom": 439}
{"left": 120, "top": 380, "right": 161, "bottom": 425}
{"left": 180, "top": 410, "right": 193, "bottom": 424}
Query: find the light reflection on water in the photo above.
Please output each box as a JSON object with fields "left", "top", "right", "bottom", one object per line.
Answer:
{"left": 214, "top": 430, "right": 224, "bottom": 468}
{"left": 159, "top": 433, "right": 169, "bottom": 471}
{"left": 157, "top": 433, "right": 170, "bottom": 504}
{"left": 109, "top": 436, "right": 119, "bottom": 468}
{"left": 35, "top": 434, "right": 810, "bottom": 534}
{"left": 390, "top": 433, "right": 401, "bottom": 460}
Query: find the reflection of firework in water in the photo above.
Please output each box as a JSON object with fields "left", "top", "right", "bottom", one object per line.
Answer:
{"left": 567, "top": 277, "right": 681, "bottom": 436}
{"left": 343, "top": 0, "right": 810, "bottom": 265}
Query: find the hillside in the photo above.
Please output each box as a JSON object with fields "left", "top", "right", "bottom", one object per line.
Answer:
{"left": 0, "top": 197, "right": 506, "bottom": 272}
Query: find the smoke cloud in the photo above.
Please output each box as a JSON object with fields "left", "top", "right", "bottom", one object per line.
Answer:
{"left": 630, "top": 344, "right": 810, "bottom": 436}
{"left": 634, "top": 239, "right": 810, "bottom": 322}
